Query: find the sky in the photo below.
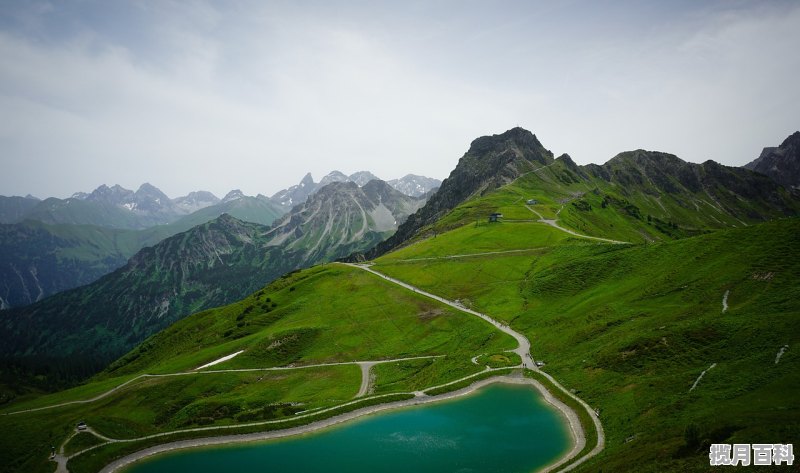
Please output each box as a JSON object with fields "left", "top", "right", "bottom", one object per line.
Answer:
{"left": 1, "top": 0, "right": 799, "bottom": 199}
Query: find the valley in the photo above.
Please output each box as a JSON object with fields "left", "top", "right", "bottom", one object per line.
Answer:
{"left": 1, "top": 128, "right": 797, "bottom": 473}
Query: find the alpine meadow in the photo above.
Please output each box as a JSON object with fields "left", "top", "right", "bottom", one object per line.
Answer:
{"left": 1, "top": 127, "right": 798, "bottom": 473}
{"left": 2, "top": 2, "right": 799, "bottom": 472}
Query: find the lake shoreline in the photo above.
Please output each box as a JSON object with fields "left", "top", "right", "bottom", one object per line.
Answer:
{"left": 100, "top": 374, "right": 584, "bottom": 473}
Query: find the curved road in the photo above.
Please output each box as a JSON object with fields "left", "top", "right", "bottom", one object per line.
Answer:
{"left": 344, "top": 262, "right": 606, "bottom": 471}
{"left": 6, "top": 356, "right": 442, "bottom": 416}
{"left": 31, "top": 260, "right": 605, "bottom": 472}
{"left": 524, "top": 205, "right": 628, "bottom": 244}
{"left": 342, "top": 263, "right": 535, "bottom": 370}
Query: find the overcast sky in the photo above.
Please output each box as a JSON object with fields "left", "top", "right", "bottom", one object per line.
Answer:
{"left": 1, "top": 0, "right": 799, "bottom": 199}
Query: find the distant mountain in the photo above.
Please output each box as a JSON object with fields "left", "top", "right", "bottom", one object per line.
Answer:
{"left": 270, "top": 173, "right": 317, "bottom": 210}
{"left": 0, "top": 195, "right": 40, "bottom": 223}
{"left": 221, "top": 189, "right": 247, "bottom": 203}
{"left": 19, "top": 196, "right": 153, "bottom": 229}
{"left": 175, "top": 194, "right": 283, "bottom": 227}
{"left": 3, "top": 183, "right": 182, "bottom": 229}
{"left": 0, "top": 183, "right": 285, "bottom": 231}
{"left": 0, "top": 179, "right": 427, "bottom": 369}
{"left": 0, "top": 195, "right": 285, "bottom": 309}
{"left": 0, "top": 221, "right": 139, "bottom": 309}
{"left": 265, "top": 179, "right": 424, "bottom": 262}
{"left": 349, "top": 171, "right": 381, "bottom": 186}
{"left": 79, "top": 183, "right": 181, "bottom": 224}
{"left": 270, "top": 170, "right": 439, "bottom": 211}
{"left": 744, "top": 131, "right": 800, "bottom": 190}
{"left": 318, "top": 170, "right": 350, "bottom": 187}
{"left": 172, "top": 191, "right": 220, "bottom": 214}
{"left": 387, "top": 174, "right": 441, "bottom": 197}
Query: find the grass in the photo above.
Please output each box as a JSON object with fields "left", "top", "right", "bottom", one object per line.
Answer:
{"left": 478, "top": 352, "right": 521, "bottom": 368}
{"left": 4, "top": 161, "right": 798, "bottom": 472}
{"left": 379, "top": 220, "right": 569, "bottom": 262}
{"left": 374, "top": 217, "right": 800, "bottom": 471}
{"left": 402, "top": 159, "right": 792, "bottom": 249}
{"left": 525, "top": 369, "right": 598, "bottom": 470}
{"left": 63, "top": 432, "right": 104, "bottom": 457}
{"left": 370, "top": 356, "right": 484, "bottom": 394}
{"left": 0, "top": 264, "right": 515, "bottom": 473}
{"left": 66, "top": 392, "right": 416, "bottom": 473}
{"left": 95, "top": 264, "right": 515, "bottom": 377}
{"left": 424, "top": 368, "right": 516, "bottom": 396}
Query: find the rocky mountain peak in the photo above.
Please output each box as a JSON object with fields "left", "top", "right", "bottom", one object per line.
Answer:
{"left": 349, "top": 171, "right": 381, "bottom": 186}
{"left": 319, "top": 170, "right": 350, "bottom": 186}
{"left": 387, "top": 174, "right": 441, "bottom": 198}
{"left": 743, "top": 131, "right": 800, "bottom": 190}
{"left": 222, "top": 189, "right": 246, "bottom": 203}
{"left": 467, "top": 127, "right": 546, "bottom": 159}
{"left": 136, "top": 182, "right": 160, "bottom": 192}
{"left": 362, "top": 127, "right": 554, "bottom": 259}
{"left": 300, "top": 173, "right": 315, "bottom": 187}
{"left": 88, "top": 184, "right": 132, "bottom": 202}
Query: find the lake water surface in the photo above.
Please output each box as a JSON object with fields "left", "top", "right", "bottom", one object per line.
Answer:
{"left": 125, "top": 383, "right": 570, "bottom": 473}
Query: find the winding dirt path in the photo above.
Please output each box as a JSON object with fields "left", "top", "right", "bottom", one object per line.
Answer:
{"left": 343, "top": 263, "right": 535, "bottom": 370}
{"left": 355, "top": 362, "right": 376, "bottom": 397}
{"left": 391, "top": 247, "right": 548, "bottom": 263}
{"left": 344, "top": 262, "right": 605, "bottom": 470}
{"left": 97, "top": 376, "right": 580, "bottom": 473}
{"left": 525, "top": 205, "right": 628, "bottom": 244}
{"left": 6, "top": 356, "right": 442, "bottom": 416}
{"left": 31, "top": 258, "right": 607, "bottom": 473}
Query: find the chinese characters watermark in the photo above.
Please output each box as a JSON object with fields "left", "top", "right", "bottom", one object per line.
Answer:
{"left": 709, "top": 443, "right": 794, "bottom": 466}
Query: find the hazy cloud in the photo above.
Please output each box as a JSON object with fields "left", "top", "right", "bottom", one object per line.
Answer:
{"left": 1, "top": 0, "right": 798, "bottom": 198}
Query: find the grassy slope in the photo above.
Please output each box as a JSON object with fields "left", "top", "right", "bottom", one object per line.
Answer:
{"left": 3, "top": 158, "right": 797, "bottom": 472}
{"left": 373, "top": 218, "right": 800, "bottom": 471}
{"left": 402, "top": 160, "right": 793, "bottom": 248}
{"left": 0, "top": 264, "right": 514, "bottom": 473}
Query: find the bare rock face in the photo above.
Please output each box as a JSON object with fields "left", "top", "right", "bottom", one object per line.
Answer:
{"left": 363, "top": 127, "right": 554, "bottom": 259}
{"left": 744, "top": 131, "right": 800, "bottom": 191}
{"left": 387, "top": 175, "right": 441, "bottom": 197}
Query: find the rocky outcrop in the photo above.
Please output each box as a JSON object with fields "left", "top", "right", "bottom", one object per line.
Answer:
{"left": 744, "top": 131, "right": 800, "bottom": 190}
{"left": 357, "top": 127, "right": 553, "bottom": 259}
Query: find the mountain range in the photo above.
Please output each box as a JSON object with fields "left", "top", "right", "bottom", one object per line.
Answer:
{"left": 362, "top": 128, "right": 799, "bottom": 260}
{"left": 269, "top": 171, "right": 440, "bottom": 210}
{"left": 0, "top": 179, "right": 426, "bottom": 375}
{"left": 0, "top": 172, "right": 441, "bottom": 230}
{"left": 0, "top": 127, "right": 798, "bottom": 473}
{"left": 3, "top": 128, "right": 797, "bottom": 374}
{"left": 0, "top": 193, "right": 284, "bottom": 309}
{"left": 0, "top": 183, "right": 282, "bottom": 230}
{"left": 0, "top": 172, "right": 440, "bottom": 308}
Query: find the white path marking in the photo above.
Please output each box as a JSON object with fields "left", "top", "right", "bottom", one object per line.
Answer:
{"left": 722, "top": 290, "right": 730, "bottom": 313}
{"left": 195, "top": 350, "right": 245, "bottom": 370}
{"left": 775, "top": 345, "right": 789, "bottom": 365}
{"left": 689, "top": 363, "right": 717, "bottom": 392}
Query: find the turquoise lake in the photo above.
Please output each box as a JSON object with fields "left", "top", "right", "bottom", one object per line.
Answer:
{"left": 125, "top": 383, "right": 570, "bottom": 473}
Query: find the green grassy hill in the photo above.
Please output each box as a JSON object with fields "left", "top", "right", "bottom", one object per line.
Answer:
{"left": 2, "top": 128, "right": 798, "bottom": 473}
{"left": 373, "top": 217, "right": 800, "bottom": 471}
{"left": 0, "top": 180, "right": 423, "bottom": 391}
{"left": 0, "top": 264, "right": 514, "bottom": 473}
{"left": 397, "top": 154, "right": 798, "bottom": 249}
